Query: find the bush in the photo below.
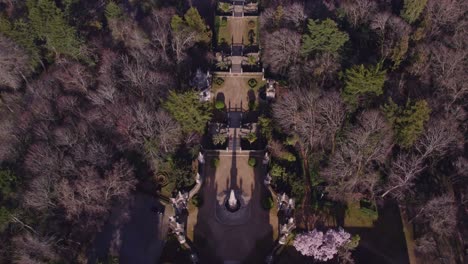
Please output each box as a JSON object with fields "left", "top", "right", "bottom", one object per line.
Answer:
{"left": 261, "top": 195, "right": 274, "bottom": 210}
{"left": 215, "top": 100, "right": 225, "bottom": 110}
{"left": 248, "top": 157, "right": 257, "bottom": 167}
{"left": 221, "top": 16, "right": 228, "bottom": 27}
{"left": 248, "top": 20, "right": 256, "bottom": 28}
{"left": 211, "top": 158, "right": 220, "bottom": 168}
{"left": 248, "top": 78, "right": 258, "bottom": 88}
{"left": 191, "top": 193, "right": 204, "bottom": 207}
{"left": 214, "top": 77, "right": 224, "bottom": 85}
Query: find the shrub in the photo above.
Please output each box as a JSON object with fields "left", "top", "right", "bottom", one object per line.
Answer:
{"left": 211, "top": 158, "right": 220, "bottom": 168}
{"left": 281, "top": 152, "right": 296, "bottom": 162}
{"left": 212, "top": 133, "right": 227, "bottom": 145}
{"left": 192, "top": 193, "right": 204, "bottom": 207}
{"left": 221, "top": 16, "right": 228, "bottom": 27}
{"left": 261, "top": 195, "right": 274, "bottom": 210}
{"left": 248, "top": 20, "right": 256, "bottom": 28}
{"left": 248, "top": 157, "right": 257, "bottom": 167}
{"left": 248, "top": 78, "right": 258, "bottom": 88}
{"left": 215, "top": 100, "right": 225, "bottom": 110}
{"left": 214, "top": 77, "right": 224, "bottom": 85}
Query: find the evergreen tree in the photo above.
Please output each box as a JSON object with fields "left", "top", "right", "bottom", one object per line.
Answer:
{"left": 27, "top": 0, "right": 82, "bottom": 59}
{"left": 342, "top": 63, "right": 387, "bottom": 109}
{"left": 171, "top": 7, "right": 211, "bottom": 44}
{"left": 301, "top": 19, "right": 349, "bottom": 55}
{"left": 105, "top": 1, "right": 123, "bottom": 21}
{"left": 164, "top": 91, "right": 212, "bottom": 134}
{"left": 383, "top": 99, "right": 431, "bottom": 148}
{"left": 400, "top": 0, "right": 428, "bottom": 24}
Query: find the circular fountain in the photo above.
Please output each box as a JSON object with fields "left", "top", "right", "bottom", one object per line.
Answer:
{"left": 225, "top": 189, "right": 241, "bottom": 212}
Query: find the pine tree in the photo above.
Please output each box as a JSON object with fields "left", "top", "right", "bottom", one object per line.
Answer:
{"left": 400, "top": 0, "right": 428, "bottom": 24}
{"left": 27, "top": 0, "right": 82, "bottom": 59}
{"left": 164, "top": 91, "right": 212, "bottom": 134}
{"left": 301, "top": 19, "right": 349, "bottom": 55}
{"left": 383, "top": 99, "right": 431, "bottom": 148}
{"left": 342, "top": 63, "right": 387, "bottom": 109}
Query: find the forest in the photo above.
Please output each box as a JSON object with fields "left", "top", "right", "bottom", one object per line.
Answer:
{"left": 0, "top": 0, "right": 466, "bottom": 263}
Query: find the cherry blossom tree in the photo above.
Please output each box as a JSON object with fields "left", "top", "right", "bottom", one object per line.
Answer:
{"left": 294, "top": 228, "right": 353, "bottom": 261}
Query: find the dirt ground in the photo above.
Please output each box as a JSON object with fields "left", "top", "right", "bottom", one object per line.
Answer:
{"left": 189, "top": 152, "right": 277, "bottom": 262}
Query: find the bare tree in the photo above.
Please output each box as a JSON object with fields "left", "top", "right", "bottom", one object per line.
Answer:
{"left": 416, "top": 117, "right": 461, "bottom": 159}
{"left": 416, "top": 194, "right": 457, "bottom": 237}
{"left": 340, "top": 0, "right": 377, "bottom": 28}
{"left": 170, "top": 24, "right": 197, "bottom": 64}
{"left": 370, "top": 12, "right": 411, "bottom": 61}
{"left": 24, "top": 143, "right": 62, "bottom": 177}
{"left": 0, "top": 35, "right": 31, "bottom": 90}
{"left": 415, "top": 233, "right": 437, "bottom": 255}
{"left": 322, "top": 110, "right": 393, "bottom": 201}
{"left": 23, "top": 174, "right": 58, "bottom": 211}
{"left": 13, "top": 233, "right": 59, "bottom": 264}
{"left": 262, "top": 29, "right": 301, "bottom": 75}
{"left": 381, "top": 153, "right": 425, "bottom": 199}
{"left": 55, "top": 61, "right": 92, "bottom": 94}
{"left": 425, "top": 0, "right": 468, "bottom": 38}
{"left": 146, "top": 8, "right": 174, "bottom": 63}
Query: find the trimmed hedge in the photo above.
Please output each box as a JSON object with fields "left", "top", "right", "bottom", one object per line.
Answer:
{"left": 248, "top": 78, "right": 257, "bottom": 88}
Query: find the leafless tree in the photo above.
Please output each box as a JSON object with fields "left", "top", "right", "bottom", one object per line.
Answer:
{"left": 57, "top": 161, "right": 135, "bottom": 224}
{"left": 416, "top": 117, "right": 461, "bottom": 159}
{"left": 416, "top": 194, "right": 457, "bottom": 237}
{"left": 0, "top": 35, "right": 31, "bottom": 90}
{"left": 370, "top": 12, "right": 410, "bottom": 61}
{"left": 55, "top": 61, "right": 92, "bottom": 94}
{"left": 283, "top": 3, "right": 306, "bottom": 29}
{"left": 153, "top": 110, "right": 182, "bottom": 153}
{"left": 13, "top": 233, "right": 59, "bottom": 264}
{"left": 322, "top": 110, "right": 393, "bottom": 201}
{"left": 0, "top": 116, "right": 17, "bottom": 161}
{"left": 273, "top": 89, "right": 346, "bottom": 155}
{"left": 262, "top": 29, "right": 301, "bottom": 75}
{"left": 146, "top": 8, "right": 174, "bottom": 64}
{"left": 381, "top": 153, "right": 425, "bottom": 199}
{"left": 429, "top": 42, "right": 468, "bottom": 108}
{"left": 425, "top": 0, "right": 468, "bottom": 38}
{"left": 23, "top": 174, "right": 58, "bottom": 211}
{"left": 170, "top": 24, "right": 197, "bottom": 64}
{"left": 340, "top": 0, "right": 377, "bottom": 28}
{"left": 24, "top": 143, "right": 62, "bottom": 177}
{"left": 415, "top": 233, "right": 437, "bottom": 255}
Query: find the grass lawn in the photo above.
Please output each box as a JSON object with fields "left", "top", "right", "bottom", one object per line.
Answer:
{"left": 216, "top": 16, "right": 232, "bottom": 45}
{"left": 344, "top": 200, "right": 378, "bottom": 228}
{"left": 243, "top": 17, "right": 259, "bottom": 46}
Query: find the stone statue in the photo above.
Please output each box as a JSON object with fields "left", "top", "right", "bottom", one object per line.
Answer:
{"left": 228, "top": 189, "right": 237, "bottom": 209}
{"left": 198, "top": 152, "right": 205, "bottom": 164}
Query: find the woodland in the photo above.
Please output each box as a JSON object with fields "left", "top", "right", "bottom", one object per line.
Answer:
{"left": 0, "top": 0, "right": 466, "bottom": 263}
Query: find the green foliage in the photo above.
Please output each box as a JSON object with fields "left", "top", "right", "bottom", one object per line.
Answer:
{"left": 345, "top": 235, "right": 361, "bottom": 250}
{"left": 291, "top": 180, "right": 305, "bottom": 200}
{"left": 0, "top": 169, "right": 16, "bottom": 199}
{"left": 164, "top": 91, "right": 212, "bottom": 134}
{"left": 214, "top": 77, "right": 224, "bottom": 85}
{"left": 391, "top": 35, "right": 409, "bottom": 69}
{"left": 27, "top": 0, "right": 82, "bottom": 59}
{"left": 221, "top": 16, "right": 228, "bottom": 27}
{"left": 191, "top": 193, "right": 203, "bottom": 207}
{"left": 400, "top": 0, "right": 428, "bottom": 24}
{"left": 212, "top": 133, "right": 227, "bottom": 146}
{"left": 172, "top": 7, "right": 211, "bottom": 44}
{"left": 247, "top": 55, "right": 257, "bottom": 65}
{"left": 284, "top": 135, "right": 298, "bottom": 146}
{"left": 383, "top": 99, "right": 431, "bottom": 148}
{"left": 248, "top": 78, "right": 258, "bottom": 88}
{"left": 105, "top": 1, "right": 123, "bottom": 21}
{"left": 261, "top": 195, "right": 274, "bottom": 210}
{"left": 244, "top": 132, "right": 257, "bottom": 144}
{"left": 274, "top": 5, "right": 284, "bottom": 26}
{"left": 0, "top": 18, "right": 41, "bottom": 68}
{"left": 270, "top": 163, "right": 287, "bottom": 180}
{"left": 248, "top": 157, "right": 257, "bottom": 167}
{"left": 211, "top": 157, "right": 220, "bottom": 168}
{"left": 218, "top": 3, "right": 231, "bottom": 13}
{"left": 258, "top": 116, "right": 272, "bottom": 140}
{"left": 215, "top": 100, "right": 225, "bottom": 110}
{"left": 0, "top": 207, "right": 11, "bottom": 232}
{"left": 216, "top": 60, "right": 230, "bottom": 70}
{"left": 280, "top": 152, "right": 296, "bottom": 162}
{"left": 342, "top": 63, "right": 387, "bottom": 109}
{"left": 301, "top": 19, "right": 349, "bottom": 55}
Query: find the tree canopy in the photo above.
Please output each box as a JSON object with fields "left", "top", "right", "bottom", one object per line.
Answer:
{"left": 342, "top": 63, "right": 387, "bottom": 109}
{"left": 171, "top": 7, "right": 211, "bottom": 44}
{"left": 301, "top": 19, "right": 349, "bottom": 55}
{"left": 400, "top": 0, "right": 428, "bottom": 24}
{"left": 383, "top": 99, "right": 431, "bottom": 148}
{"left": 164, "top": 90, "right": 212, "bottom": 134}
